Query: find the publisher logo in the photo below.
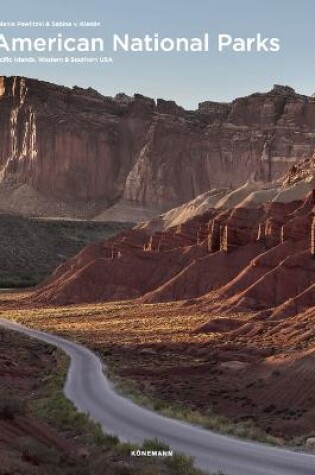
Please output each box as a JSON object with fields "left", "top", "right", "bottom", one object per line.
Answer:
{"left": 130, "top": 450, "right": 173, "bottom": 458}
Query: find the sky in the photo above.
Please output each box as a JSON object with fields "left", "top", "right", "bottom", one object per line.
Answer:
{"left": 1, "top": 0, "right": 315, "bottom": 109}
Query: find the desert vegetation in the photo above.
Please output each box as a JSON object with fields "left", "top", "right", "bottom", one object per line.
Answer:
{"left": 2, "top": 293, "right": 315, "bottom": 447}
{"left": 0, "top": 325, "right": 210, "bottom": 475}
{"left": 0, "top": 214, "right": 132, "bottom": 288}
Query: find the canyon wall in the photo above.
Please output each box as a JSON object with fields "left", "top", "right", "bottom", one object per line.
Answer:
{"left": 1, "top": 77, "right": 315, "bottom": 217}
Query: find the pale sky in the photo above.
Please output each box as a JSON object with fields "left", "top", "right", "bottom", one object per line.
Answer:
{"left": 1, "top": 0, "right": 314, "bottom": 109}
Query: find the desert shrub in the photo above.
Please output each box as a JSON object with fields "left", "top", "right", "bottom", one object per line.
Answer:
{"left": 0, "top": 395, "right": 25, "bottom": 419}
{"left": 100, "top": 433, "right": 120, "bottom": 449}
{"left": 15, "top": 436, "right": 60, "bottom": 465}
{"left": 142, "top": 438, "right": 170, "bottom": 451}
{"left": 165, "top": 452, "right": 203, "bottom": 475}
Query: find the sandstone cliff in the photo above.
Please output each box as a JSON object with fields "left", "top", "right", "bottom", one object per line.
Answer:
{"left": 1, "top": 77, "right": 315, "bottom": 219}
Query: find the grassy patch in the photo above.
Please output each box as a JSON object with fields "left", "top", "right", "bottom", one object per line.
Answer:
{"left": 0, "top": 215, "right": 133, "bottom": 288}
{"left": 110, "top": 373, "right": 277, "bottom": 446}
{"left": 30, "top": 351, "right": 109, "bottom": 446}
{"left": 0, "top": 274, "right": 45, "bottom": 288}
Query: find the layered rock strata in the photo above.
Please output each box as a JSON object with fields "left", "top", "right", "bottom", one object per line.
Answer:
{"left": 33, "top": 189, "right": 315, "bottom": 317}
{"left": 1, "top": 77, "right": 315, "bottom": 218}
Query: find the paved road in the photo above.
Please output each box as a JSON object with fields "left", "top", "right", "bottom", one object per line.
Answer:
{"left": 2, "top": 318, "right": 315, "bottom": 475}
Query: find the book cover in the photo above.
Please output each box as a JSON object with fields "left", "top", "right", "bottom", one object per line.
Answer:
{"left": 0, "top": 2, "right": 315, "bottom": 475}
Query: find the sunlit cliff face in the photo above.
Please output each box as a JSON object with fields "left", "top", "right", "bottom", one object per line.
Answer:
{"left": 1, "top": 77, "right": 315, "bottom": 216}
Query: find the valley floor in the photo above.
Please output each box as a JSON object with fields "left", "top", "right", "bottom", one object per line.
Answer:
{"left": 0, "top": 310, "right": 205, "bottom": 475}
{"left": 2, "top": 291, "right": 315, "bottom": 448}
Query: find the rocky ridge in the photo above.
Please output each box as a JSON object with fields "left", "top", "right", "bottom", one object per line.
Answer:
{"left": 33, "top": 156, "right": 315, "bottom": 323}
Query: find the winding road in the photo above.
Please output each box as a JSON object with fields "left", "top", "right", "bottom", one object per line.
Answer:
{"left": 1, "top": 318, "right": 315, "bottom": 475}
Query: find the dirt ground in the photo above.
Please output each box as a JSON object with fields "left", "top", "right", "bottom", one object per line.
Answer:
{"left": 2, "top": 292, "right": 315, "bottom": 445}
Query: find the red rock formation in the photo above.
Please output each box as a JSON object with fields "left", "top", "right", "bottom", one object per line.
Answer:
{"left": 36, "top": 243, "right": 206, "bottom": 304}
{"left": 2, "top": 77, "right": 315, "bottom": 217}
{"left": 220, "top": 208, "right": 263, "bottom": 252}
{"left": 311, "top": 216, "right": 315, "bottom": 257}
{"left": 33, "top": 189, "right": 315, "bottom": 317}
